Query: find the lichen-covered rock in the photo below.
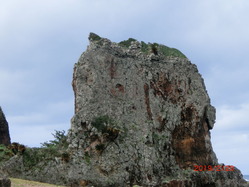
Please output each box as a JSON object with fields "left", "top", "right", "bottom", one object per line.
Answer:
{"left": 0, "top": 177, "right": 11, "bottom": 187}
{"left": 0, "top": 107, "right": 11, "bottom": 146}
{"left": 66, "top": 33, "right": 247, "bottom": 186}
{"left": 1, "top": 33, "right": 248, "bottom": 187}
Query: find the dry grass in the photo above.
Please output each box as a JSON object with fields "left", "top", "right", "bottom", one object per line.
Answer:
{"left": 10, "top": 178, "right": 65, "bottom": 187}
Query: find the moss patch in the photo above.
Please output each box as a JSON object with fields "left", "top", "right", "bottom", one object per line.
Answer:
{"left": 88, "top": 33, "right": 186, "bottom": 58}
{"left": 88, "top": 32, "right": 101, "bottom": 41}
{"left": 92, "top": 115, "right": 114, "bottom": 133}
{"left": 118, "top": 38, "right": 137, "bottom": 48}
{"left": 158, "top": 45, "right": 186, "bottom": 58}
{"left": 0, "top": 144, "right": 14, "bottom": 162}
{"left": 119, "top": 38, "right": 186, "bottom": 58}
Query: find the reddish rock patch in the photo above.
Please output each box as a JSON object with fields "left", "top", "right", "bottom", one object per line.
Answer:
{"left": 150, "top": 72, "right": 185, "bottom": 104}
{"left": 115, "top": 84, "right": 124, "bottom": 93}
{"left": 172, "top": 106, "right": 215, "bottom": 169}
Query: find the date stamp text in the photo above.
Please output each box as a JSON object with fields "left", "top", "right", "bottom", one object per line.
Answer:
{"left": 194, "top": 165, "right": 235, "bottom": 171}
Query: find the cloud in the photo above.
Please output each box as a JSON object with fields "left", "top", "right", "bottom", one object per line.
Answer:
{"left": 9, "top": 122, "right": 68, "bottom": 147}
{"left": 0, "top": 69, "right": 31, "bottom": 106}
{"left": 215, "top": 104, "right": 249, "bottom": 130}
{"left": 204, "top": 64, "right": 249, "bottom": 108}
{"left": 212, "top": 131, "right": 249, "bottom": 174}
{"left": 212, "top": 103, "right": 249, "bottom": 174}
{"left": 7, "top": 99, "right": 73, "bottom": 147}
{"left": 1, "top": 0, "right": 249, "bottom": 175}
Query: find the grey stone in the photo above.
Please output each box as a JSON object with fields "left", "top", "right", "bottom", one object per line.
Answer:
{"left": 0, "top": 33, "right": 248, "bottom": 187}
{"left": 66, "top": 33, "right": 247, "bottom": 186}
{"left": 0, "top": 178, "right": 11, "bottom": 187}
{"left": 0, "top": 107, "right": 11, "bottom": 146}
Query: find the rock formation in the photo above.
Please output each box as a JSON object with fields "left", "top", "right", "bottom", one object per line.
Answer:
{"left": 66, "top": 33, "right": 247, "bottom": 186}
{"left": 0, "top": 170, "right": 11, "bottom": 187}
{"left": 0, "top": 33, "right": 248, "bottom": 187}
{"left": 0, "top": 177, "right": 11, "bottom": 187}
{"left": 0, "top": 107, "right": 11, "bottom": 146}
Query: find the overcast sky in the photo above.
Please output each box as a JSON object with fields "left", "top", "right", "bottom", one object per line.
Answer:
{"left": 1, "top": 0, "right": 249, "bottom": 175}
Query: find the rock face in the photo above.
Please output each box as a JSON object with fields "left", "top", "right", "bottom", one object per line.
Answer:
{"left": 66, "top": 33, "right": 247, "bottom": 186}
{"left": 0, "top": 33, "right": 248, "bottom": 187}
{"left": 0, "top": 178, "right": 11, "bottom": 187}
{"left": 0, "top": 107, "right": 11, "bottom": 146}
{"left": 0, "top": 170, "right": 11, "bottom": 187}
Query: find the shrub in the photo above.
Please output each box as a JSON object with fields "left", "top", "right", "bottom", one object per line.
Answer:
{"left": 88, "top": 32, "right": 101, "bottom": 41}
{"left": 41, "top": 130, "right": 68, "bottom": 149}
{"left": 92, "top": 115, "right": 113, "bottom": 133}
{"left": 84, "top": 152, "right": 91, "bottom": 165}
{"left": 118, "top": 38, "right": 137, "bottom": 48}
{"left": 91, "top": 115, "right": 120, "bottom": 140}
{"left": 8, "top": 142, "right": 26, "bottom": 155}
{"left": 0, "top": 144, "right": 14, "bottom": 162}
{"left": 151, "top": 43, "right": 159, "bottom": 55}
{"left": 141, "top": 41, "right": 186, "bottom": 58}
{"left": 141, "top": 41, "right": 149, "bottom": 53}
{"left": 158, "top": 45, "right": 186, "bottom": 58}
{"left": 95, "top": 144, "right": 105, "bottom": 151}
{"left": 61, "top": 152, "right": 70, "bottom": 163}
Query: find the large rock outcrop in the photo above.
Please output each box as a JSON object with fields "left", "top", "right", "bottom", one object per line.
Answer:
{"left": 0, "top": 107, "right": 11, "bottom": 146}
{"left": 0, "top": 177, "right": 11, "bottom": 187}
{"left": 65, "top": 33, "right": 247, "bottom": 186}
{"left": 0, "top": 33, "right": 248, "bottom": 187}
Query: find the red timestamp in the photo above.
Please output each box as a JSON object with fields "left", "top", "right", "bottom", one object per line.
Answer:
{"left": 194, "top": 165, "right": 235, "bottom": 172}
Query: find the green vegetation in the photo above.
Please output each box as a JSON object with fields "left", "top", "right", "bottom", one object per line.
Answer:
{"left": 22, "top": 130, "right": 69, "bottom": 169}
{"left": 118, "top": 38, "right": 186, "bottom": 58}
{"left": 84, "top": 152, "right": 91, "bottom": 165}
{"left": 141, "top": 41, "right": 149, "bottom": 53}
{"left": 158, "top": 45, "right": 186, "bottom": 58}
{"left": 92, "top": 115, "right": 114, "bottom": 133}
{"left": 152, "top": 132, "right": 168, "bottom": 141}
{"left": 88, "top": 32, "right": 101, "bottom": 41}
{"left": 9, "top": 142, "right": 26, "bottom": 155}
{"left": 141, "top": 41, "right": 186, "bottom": 58}
{"left": 95, "top": 143, "right": 105, "bottom": 151}
{"left": 92, "top": 115, "right": 120, "bottom": 141}
{"left": 118, "top": 38, "right": 137, "bottom": 48}
{"left": 88, "top": 33, "right": 186, "bottom": 58}
{"left": 0, "top": 144, "right": 14, "bottom": 162}
{"left": 0, "top": 142, "right": 27, "bottom": 163}
{"left": 0, "top": 130, "right": 69, "bottom": 170}
{"left": 41, "top": 130, "right": 68, "bottom": 149}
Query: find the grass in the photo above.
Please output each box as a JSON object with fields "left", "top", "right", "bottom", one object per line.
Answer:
{"left": 119, "top": 38, "right": 186, "bottom": 58}
{"left": 118, "top": 38, "right": 136, "bottom": 48}
{"left": 10, "top": 178, "right": 65, "bottom": 187}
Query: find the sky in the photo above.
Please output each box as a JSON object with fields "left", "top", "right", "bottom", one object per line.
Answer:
{"left": 0, "top": 0, "right": 249, "bottom": 175}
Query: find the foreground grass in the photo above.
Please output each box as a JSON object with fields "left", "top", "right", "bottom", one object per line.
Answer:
{"left": 10, "top": 178, "right": 65, "bottom": 187}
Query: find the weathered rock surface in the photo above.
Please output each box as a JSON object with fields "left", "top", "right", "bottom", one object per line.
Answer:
{"left": 65, "top": 33, "right": 247, "bottom": 186}
{"left": 0, "top": 33, "right": 248, "bottom": 187}
{"left": 0, "top": 170, "right": 11, "bottom": 187}
{"left": 0, "top": 172, "right": 11, "bottom": 187}
{"left": 0, "top": 107, "right": 11, "bottom": 146}
{"left": 0, "top": 177, "right": 11, "bottom": 187}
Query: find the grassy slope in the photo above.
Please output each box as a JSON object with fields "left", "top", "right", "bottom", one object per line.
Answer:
{"left": 10, "top": 178, "right": 65, "bottom": 187}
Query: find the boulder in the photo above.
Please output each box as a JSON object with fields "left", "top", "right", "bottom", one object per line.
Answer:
{"left": 0, "top": 178, "right": 11, "bottom": 187}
